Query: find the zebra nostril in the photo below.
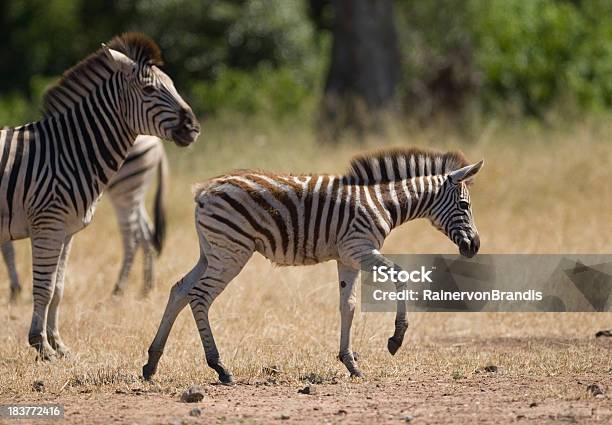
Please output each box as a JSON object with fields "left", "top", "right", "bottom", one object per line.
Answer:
{"left": 178, "top": 108, "right": 198, "bottom": 131}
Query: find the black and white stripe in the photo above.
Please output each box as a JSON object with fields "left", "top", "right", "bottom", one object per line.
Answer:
{"left": 0, "top": 33, "right": 198, "bottom": 360}
{"left": 143, "top": 147, "right": 483, "bottom": 382}
{"left": 2, "top": 135, "right": 168, "bottom": 301}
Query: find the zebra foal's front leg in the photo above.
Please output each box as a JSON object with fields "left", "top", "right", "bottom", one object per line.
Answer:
{"left": 28, "top": 230, "right": 67, "bottom": 360}
{"left": 2, "top": 242, "right": 22, "bottom": 302}
{"left": 355, "top": 249, "right": 409, "bottom": 356}
{"left": 337, "top": 261, "right": 363, "bottom": 378}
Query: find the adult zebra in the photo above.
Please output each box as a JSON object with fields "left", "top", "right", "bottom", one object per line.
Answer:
{"left": 2, "top": 135, "right": 168, "bottom": 301}
{"left": 143, "top": 147, "right": 483, "bottom": 383}
{"left": 0, "top": 33, "right": 199, "bottom": 360}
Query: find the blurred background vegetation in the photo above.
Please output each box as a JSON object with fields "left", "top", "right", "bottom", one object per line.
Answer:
{"left": 1, "top": 0, "right": 611, "bottom": 140}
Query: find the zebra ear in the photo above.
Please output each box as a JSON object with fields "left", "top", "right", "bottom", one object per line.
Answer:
{"left": 448, "top": 160, "right": 484, "bottom": 184}
{"left": 102, "top": 43, "right": 136, "bottom": 76}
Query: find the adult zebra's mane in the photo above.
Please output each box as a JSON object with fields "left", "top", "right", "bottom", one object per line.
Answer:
{"left": 346, "top": 147, "right": 469, "bottom": 184}
{"left": 41, "top": 32, "right": 163, "bottom": 115}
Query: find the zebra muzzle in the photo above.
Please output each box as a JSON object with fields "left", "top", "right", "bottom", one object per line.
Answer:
{"left": 172, "top": 109, "right": 200, "bottom": 146}
{"left": 459, "top": 234, "right": 480, "bottom": 258}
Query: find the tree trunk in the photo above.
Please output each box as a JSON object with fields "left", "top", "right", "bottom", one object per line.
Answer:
{"left": 320, "top": 0, "right": 400, "bottom": 141}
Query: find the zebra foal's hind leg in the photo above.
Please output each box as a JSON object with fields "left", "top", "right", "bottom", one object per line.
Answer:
{"left": 143, "top": 258, "right": 207, "bottom": 380}
{"left": 28, "top": 230, "right": 67, "bottom": 361}
{"left": 2, "top": 242, "right": 22, "bottom": 302}
{"left": 337, "top": 261, "right": 363, "bottom": 378}
{"left": 188, "top": 244, "right": 253, "bottom": 385}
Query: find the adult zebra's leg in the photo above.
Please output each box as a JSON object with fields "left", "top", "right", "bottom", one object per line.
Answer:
{"left": 336, "top": 261, "right": 363, "bottom": 377}
{"left": 139, "top": 206, "right": 156, "bottom": 296}
{"left": 142, "top": 258, "right": 207, "bottom": 380}
{"left": 46, "top": 236, "right": 73, "bottom": 357}
{"left": 112, "top": 209, "right": 139, "bottom": 296}
{"left": 188, "top": 247, "right": 253, "bottom": 384}
{"left": 28, "top": 230, "right": 66, "bottom": 360}
{"left": 2, "top": 242, "right": 22, "bottom": 302}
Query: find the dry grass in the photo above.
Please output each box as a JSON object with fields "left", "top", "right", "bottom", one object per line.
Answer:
{"left": 0, "top": 119, "right": 611, "bottom": 400}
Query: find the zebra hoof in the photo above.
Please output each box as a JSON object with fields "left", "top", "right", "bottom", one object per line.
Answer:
{"left": 387, "top": 337, "right": 402, "bottom": 356}
{"left": 53, "top": 345, "right": 72, "bottom": 359}
{"left": 142, "top": 363, "right": 157, "bottom": 381}
{"left": 350, "top": 369, "right": 364, "bottom": 379}
{"left": 112, "top": 287, "right": 125, "bottom": 297}
{"left": 35, "top": 346, "right": 57, "bottom": 362}
{"left": 218, "top": 372, "right": 235, "bottom": 386}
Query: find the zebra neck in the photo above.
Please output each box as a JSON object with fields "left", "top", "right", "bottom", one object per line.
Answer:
{"left": 382, "top": 176, "right": 442, "bottom": 229}
{"left": 40, "top": 79, "right": 137, "bottom": 191}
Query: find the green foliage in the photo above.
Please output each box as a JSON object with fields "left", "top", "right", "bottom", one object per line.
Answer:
{"left": 0, "top": 0, "right": 322, "bottom": 125}
{"left": 2, "top": 0, "right": 612, "bottom": 126}
{"left": 397, "top": 0, "right": 612, "bottom": 118}
{"left": 192, "top": 65, "right": 313, "bottom": 117}
{"left": 475, "top": 0, "right": 612, "bottom": 114}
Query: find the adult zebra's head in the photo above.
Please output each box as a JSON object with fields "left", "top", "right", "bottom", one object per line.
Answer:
{"left": 102, "top": 33, "right": 200, "bottom": 146}
{"left": 429, "top": 160, "right": 484, "bottom": 258}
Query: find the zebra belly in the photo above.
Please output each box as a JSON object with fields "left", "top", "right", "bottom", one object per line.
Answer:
{"left": 255, "top": 241, "right": 339, "bottom": 267}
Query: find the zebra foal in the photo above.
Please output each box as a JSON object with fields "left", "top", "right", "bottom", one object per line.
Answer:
{"left": 2, "top": 135, "right": 168, "bottom": 300}
{"left": 143, "top": 147, "right": 483, "bottom": 382}
{"left": 0, "top": 33, "right": 199, "bottom": 360}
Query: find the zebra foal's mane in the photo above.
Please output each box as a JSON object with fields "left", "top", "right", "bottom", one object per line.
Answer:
{"left": 192, "top": 147, "right": 471, "bottom": 200}
{"left": 346, "top": 147, "right": 470, "bottom": 184}
{"left": 41, "top": 32, "right": 163, "bottom": 115}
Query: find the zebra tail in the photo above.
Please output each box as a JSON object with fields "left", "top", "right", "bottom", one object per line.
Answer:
{"left": 152, "top": 149, "right": 168, "bottom": 255}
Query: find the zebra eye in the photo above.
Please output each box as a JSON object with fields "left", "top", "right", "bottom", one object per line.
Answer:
{"left": 459, "top": 200, "right": 470, "bottom": 210}
{"left": 142, "top": 85, "right": 156, "bottom": 95}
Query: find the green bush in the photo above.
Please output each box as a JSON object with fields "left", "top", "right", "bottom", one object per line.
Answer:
{"left": 191, "top": 65, "right": 314, "bottom": 118}
{"left": 398, "top": 0, "right": 612, "bottom": 118}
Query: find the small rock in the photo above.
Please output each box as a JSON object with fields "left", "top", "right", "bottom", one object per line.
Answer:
{"left": 298, "top": 385, "right": 317, "bottom": 395}
{"left": 516, "top": 414, "right": 526, "bottom": 420}
{"left": 189, "top": 407, "right": 202, "bottom": 417}
{"left": 483, "top": 365, "right": 498, "bottom": 373}
{"left": 529, "top": 402, "right": 538, "bottom": 408}
{"left": 336, "top": 409, "right": 348, "bottom": 416}
{"left": 33, "top": 380, "right": 45, "bottom": 392}
{"left": 181, "top": 385, "right": 205, "bottom": 403}
{"left": 404, "top": 414, "right": 413, "bottom": 422}
{"left": 595, "top": 330, "right": 612, "bottom": 338}
{"left": 587, "top": 383, "right": 605, "bottom": 397}
{"left": 280, "top": 414, "right": 290, "bottom": 420}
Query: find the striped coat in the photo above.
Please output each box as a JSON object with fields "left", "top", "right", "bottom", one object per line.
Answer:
{"left": 2, "top": 135, "right": 168, "bottom": 301}
{"left": 143, "top": 147, "right": 483, "bottom": 382}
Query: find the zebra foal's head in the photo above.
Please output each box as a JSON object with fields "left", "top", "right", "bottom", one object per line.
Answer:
{"left": 102, "top": 33, "right": 200, "bottom": 146}
{"left": 429, "top": 160, "right": 484, "bottom": 258}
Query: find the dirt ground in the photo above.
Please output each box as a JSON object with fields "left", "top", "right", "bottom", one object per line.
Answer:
{"left": 3, "top": 336, "right": 611, "bottom": 425}
{"left": 4, "top": 374, "right": 611, "bottom": 424}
